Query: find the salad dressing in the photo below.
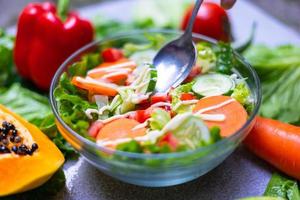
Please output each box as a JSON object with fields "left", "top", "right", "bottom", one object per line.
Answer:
{"left": 87, "top": 60, "right": 136, "bottom": 75}
{"left": 97, "top": 99, "right": 235, "bottom": 147}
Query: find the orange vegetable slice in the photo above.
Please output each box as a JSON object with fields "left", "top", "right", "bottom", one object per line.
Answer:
{"left": 71, "top": 76, "right": 118, "bottom": 96}
{"left": 97, "top": 118, "right": 146, "bottom": 142}
{"left": 193, "top": 95, "right": 247, "bottom": 137}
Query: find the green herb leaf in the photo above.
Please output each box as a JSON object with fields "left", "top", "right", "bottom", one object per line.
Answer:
{"left": 116, "top": 140, "right": 143, "bottom": 153}
{"left": 264, "top": 173, "right": 300, "bottom": 200}
{"left": 215, "top": 42, "right": 235, "bottom": 74}
{"left": 0, "top": 29, "right": 16, "bottom": 87}
{"left": 150, "top": 108, "right": 171, "bottom": 130}
{"left": 244, "top": 45, "right": 300, "bottom": 124}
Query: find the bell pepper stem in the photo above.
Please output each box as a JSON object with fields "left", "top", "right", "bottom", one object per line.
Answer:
{"left": 58, "top": 0, "right": 70, "bottom": 21}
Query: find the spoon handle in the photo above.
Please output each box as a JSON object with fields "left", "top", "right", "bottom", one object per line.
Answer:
{"left": 183, "top": 0, "right": 204, "bottom": 38}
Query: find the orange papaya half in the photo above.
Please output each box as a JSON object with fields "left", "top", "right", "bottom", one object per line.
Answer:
{"left": 0, "top": 104, "right": 65, "bottom": 197}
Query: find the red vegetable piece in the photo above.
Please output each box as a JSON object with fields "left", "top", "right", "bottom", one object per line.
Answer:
{"left": 181, "top": 2, "right": 232, "bottom": 42}
{"left": 101, "top": 48, "right": 124, "bottom": 63}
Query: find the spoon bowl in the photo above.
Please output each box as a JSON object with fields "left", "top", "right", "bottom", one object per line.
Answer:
{"left": 153, "top": 0, "right": 203, "bottom": 92}
{"left": 153, "top": 37, "right": 197, "bottom": 92}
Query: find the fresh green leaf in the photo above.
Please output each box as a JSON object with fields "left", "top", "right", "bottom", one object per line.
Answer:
{"left": 264, "top": 173, "right": 300, "bottom": 200}
{"left": 123, "top": 34, "right": 166, "bottom": 56}
{"left": 215, "top": 42, "right": 235, "bottom": 74}
{"left": 68, "top": 53, "right": 100, "bottom": 77}
{"left": 162, "top": 113, "right": 211, "bottom": 150}
{"left": 54, "top": 73, "right": 97, "bottom": 138}
{"left": 150, "top": 108, "right": 171, "bottom": 130}
{"left": 170, "top": 82, "right": 195, "bottom": 113}
{"left": 231, "top": 82, "right": 251, "bottom": 105}
{"left": 116, "top": 140, "right": 143, "bottom": 153}
{"left": 209, "top": 126, "right": 222, "bottom": 143}
{"left": 0, "top": 83, "right": 51, "bottom": 122}
{"left": 0, "top": 29, "right": 16, "bottom": 87}
{"left": 196, "top": 42, "right": 217, "bottom": 73}
{"left": 244, "top": 45, "right": 300, "bottom": 124}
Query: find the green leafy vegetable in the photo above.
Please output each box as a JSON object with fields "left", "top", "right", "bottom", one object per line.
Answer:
{"left": 209, "top": 126, "right": 222, "bottom": 143}
{"left": 163, "top": 113, "right": 211, "bottom": 150}
{"left": 68, "top": 53, "right": 100, "bottom": 77}
{"left": 123, "top": 34, "right": 166, "bottom": 57}
{"left": 264, "top": 173, "right": 300, "bottom": 200}
{"left": 117, "top": 88, "right": 136, "bottom": 114}
{"left": 0, "top": 29, "right": 16, "bottom": 87}
{"left": 0, "top": 83, "right": 51, "bottom": 122}
{"left": 196, "top": 42, "right": 216, "bottom": 73}
{"left": 231, "top": 82, "right": 251, "bottom": 105}
{"left": 244, "top": 45, "right": 300, "bottom": 124}
{"left": 116, "top": 140, "right": 143, "bottom": 153}
{"left": 215, "top": 42, "right": 236, "bottom": 74}
{"left": 54, "top": 73, "right": 97, "bottom": 138}
{"left": 150, "top": 108, "right": 171, "bottom": 130}
{"left": 0, "top": 83, "right": 76, "bottom": 158}
{"left": 170, "top": 82, "right": 195, "bottom": 113}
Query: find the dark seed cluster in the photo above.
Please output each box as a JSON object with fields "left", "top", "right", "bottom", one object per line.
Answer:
{"left": 0, "top": 121, "right": 38, "bottom": 155}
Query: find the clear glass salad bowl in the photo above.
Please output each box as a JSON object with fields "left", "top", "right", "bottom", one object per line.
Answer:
{"left": 50, "top": 30, "right": 261, "bottom": 187}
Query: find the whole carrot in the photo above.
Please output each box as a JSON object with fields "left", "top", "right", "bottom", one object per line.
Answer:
{"left": 244, "top": 116, "right": 300, "bottom": 180}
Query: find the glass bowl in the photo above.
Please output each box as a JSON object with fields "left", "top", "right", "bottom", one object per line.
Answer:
{"left": 50, "top": 30, "right": 261, "bottom": 187}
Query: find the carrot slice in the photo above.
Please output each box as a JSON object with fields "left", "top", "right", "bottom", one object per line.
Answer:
{"left": 71, "top": 76, "right": 118, "bottom": 96}
{"left": 92, "top": 70, "right": 130, "bottom": 84}
{"left": 97, "top": 118, "right": 146, "bottom": 142}
{"left": 193, "top": 95, "right": 247, "bottom": 137}
{"left": 87, "top": 59, "right": 136, "bottom": 78}
{"left": 244, "top": 116, "right": 300, "bottom": 180}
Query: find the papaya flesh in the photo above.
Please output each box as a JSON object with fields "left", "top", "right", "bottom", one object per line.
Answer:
{"left": 0, "top": 104, "right": 65, "bottom": 197}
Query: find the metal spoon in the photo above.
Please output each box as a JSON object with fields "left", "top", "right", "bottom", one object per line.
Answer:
{"left": 153, "top": 0, "right": 204, "bottom": 93}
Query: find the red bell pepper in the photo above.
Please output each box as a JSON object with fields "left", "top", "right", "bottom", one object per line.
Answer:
{"left": 14, "top": 0, "right": 94, "bottom": 90}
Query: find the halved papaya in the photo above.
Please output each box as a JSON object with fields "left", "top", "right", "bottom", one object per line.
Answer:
{"left": 0, "top": 104, "right": 65, "bottom": 197}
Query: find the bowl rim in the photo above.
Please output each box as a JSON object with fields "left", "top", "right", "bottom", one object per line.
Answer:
{"left": 49, "top": 29, "right": 261, "bottom": 159}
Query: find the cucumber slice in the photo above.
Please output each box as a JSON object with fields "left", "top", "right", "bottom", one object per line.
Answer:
{"left": 192, "top": 73, "right": 235, "bottom": 97}
{"left": 135, "top": 63, "right": 157, "bottom": 94}
{"left": 130, "top": 50, "right": 156, "bottom": 66}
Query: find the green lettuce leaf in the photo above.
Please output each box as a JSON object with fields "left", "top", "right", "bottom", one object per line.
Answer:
{"left": 150, "top": 108, "right": 171, "bottom": 130}
{"left": 0, "top": 29, "right": 16, "bottom": 87}
{"left": 244, "top": 45, "right": 300, "bottom": 124}
{"left": 170, "top": 82, "right": 195, "bottom": 113}
{"left": 264, "top": 173, "right": 300, "bottom": 200}
{"left": 54, "top": 73, "right": 97, "bottom": 139}
{"left": 231, "top": 82, "right": 251, "bottom": 105}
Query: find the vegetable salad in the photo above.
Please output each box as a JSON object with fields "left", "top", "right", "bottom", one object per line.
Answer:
{"left": 54, "top": 35, "right": 253, "bottom": 154}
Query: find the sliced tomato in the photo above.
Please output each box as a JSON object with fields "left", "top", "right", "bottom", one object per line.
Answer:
{"left": 128, "top": 108, "right": 153, "bottom": 123}
{"left": 101, "top": 48, "right": 124, "bottom": 62}
{"left": 150, "top": 93, "right": 171, "bottom": 104}
{"left": 180, "top": 93, "right": 196, "bottom": 101}
{"left": 88, "top": 121, "right": 104, "bottom": 138}
{"left": 158, "top": 132, "right": 179, "bottom": 151}
{"left": 184, "top": 65, "right": 201, "bottom": 83}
